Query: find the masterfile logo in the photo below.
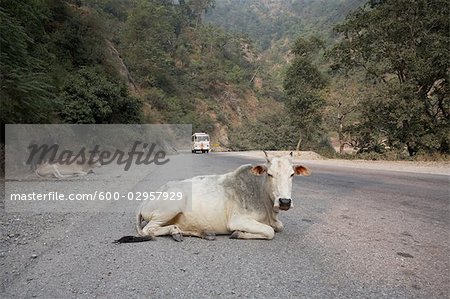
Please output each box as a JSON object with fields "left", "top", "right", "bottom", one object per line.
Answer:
{"left": 4, "top": 124, "right": 193, "bottom": 213}
{"left": 26, "top": 141, "right": 170, "bottom": 171}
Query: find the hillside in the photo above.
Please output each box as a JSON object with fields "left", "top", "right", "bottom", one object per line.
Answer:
{"left": 2, "top": 0, "right": 448, "bottom": 157}
{"left": 205, "top": 0, "right": 365, "bottom": 94}
{"left": 205, "top": 0, "right": 365, "bottom": 50}
{"left": 207, "top": 0, "right": 449, "bottom": 157}
{"left": 0, "top": 0, "right": 272, "bottom": 147}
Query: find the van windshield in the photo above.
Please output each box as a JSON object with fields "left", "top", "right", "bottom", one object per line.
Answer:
{"left": 196, "top": 136, "right": 209, "bottom": 141}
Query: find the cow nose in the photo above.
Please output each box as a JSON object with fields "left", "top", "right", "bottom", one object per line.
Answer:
{"left": 278, "top": 198, "right": 291, "bottom": 210}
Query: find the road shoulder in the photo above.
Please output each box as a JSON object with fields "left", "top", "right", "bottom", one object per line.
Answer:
{"left": 214, "top": 151, "right": 450, "bottom": 176}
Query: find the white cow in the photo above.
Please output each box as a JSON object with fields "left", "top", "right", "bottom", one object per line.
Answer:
{"left": 116, "top": 151, "right": 310, "bottom": 242}
{"left": 35, "top": 157, "right": 101, "bottom": 179}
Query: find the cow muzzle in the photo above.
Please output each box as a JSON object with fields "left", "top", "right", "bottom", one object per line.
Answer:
{"left": 278, "top": 198, "right": 291, "bottom": 211}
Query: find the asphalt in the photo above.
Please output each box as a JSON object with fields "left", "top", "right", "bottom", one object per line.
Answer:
{"left": 1, "top": 153, "right": 449, "bottom": 298}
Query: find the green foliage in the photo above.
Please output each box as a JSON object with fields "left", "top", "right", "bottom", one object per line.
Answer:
{"left": 3, "top": 0, "right": 447, "bottom": 160}
{"left": 0, "top": 0, "right": 134, "bottom": 124}
{"left": 283, "top": 36, "right": 328, "bottom": 151}
{"left": 205, "top": 0, "right": 365, "bottom": 51}
{"left": 50, "top": 6, "right": 108, "bottom": 68}
{"left": 0, "top": 2, "right": 54, "bottom": 123}
{"left": 115, "top": 0, "right": 256, "bottom": 128}
{"left": 185, "top": 111, "right": 215, "bottom": 134}
{"left": 291, "top": 36, "right": 325, "bottom": 57}
{"left": 229, "top": 106, "right": 334, "bottom": 154}
{"left": 184, "top": 25, "right": 254, "bottom": 90}
{"left": 119, "top": 0, "right": 177, "bottom": 90}
{"left": 186, "top": 0, "right": 215, "bottom": 27}
{"left": 228, "top": 109, "right": 298, "bottom": 151}
{"left": 204, "top": 0, "right": 366, "bottom": 101}
{"left": 329, "top": 0, "right": 450, "bottom": 155}
{"left": 58, "top": 67, "right": 142, "bottom": 123}
{"left": 322, "top": 75, "right": 368, "bottom": 154}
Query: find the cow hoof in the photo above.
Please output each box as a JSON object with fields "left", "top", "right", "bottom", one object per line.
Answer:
{"left": 229, "top": 231, "right": 241, "bottom": 239}
{"left": 172, "top": 233, "right": 183, "bottom": 242}
{"left": 203, "top": 232, "right": 216, "bottom": 241}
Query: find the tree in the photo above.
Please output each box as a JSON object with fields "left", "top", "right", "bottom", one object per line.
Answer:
{"left": 0, "top": 1, "right": 54, "bottom": 123}
{"left": 323, "top": 77, "right": 364, "bottom": 153}
{"left": 228, "top": 107, "right": 299, "bottom": 151}
{"left": 283, "top": 36, "right": 328, "bottom": 151}
{"left": 186, "top": 0, "right": 214, "bottom": 27}
{"left": 119, "top": 0, "right": 178, "bottom": 91}
{"left": 58, "top": 67, "right": 142, "bottom": 124}
{"left": 329, "top": 0, "right": 450, "bottom": 155}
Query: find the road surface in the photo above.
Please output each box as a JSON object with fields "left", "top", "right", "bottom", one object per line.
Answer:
{"left": 1, "top": 152, "right": 449, "bottom": 298}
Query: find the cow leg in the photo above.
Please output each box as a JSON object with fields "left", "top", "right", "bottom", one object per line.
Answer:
{"left": 141, "top": 212, "right": 184, "bottom": 241}
{"left": 153, "top": 225, "right": 184, "bottom": 241}
{"left": 227, "top": 217, "right": 275, "bottom": 240}
{"left": 182, "top": 231, "right": 205, "bottom": 238}
{"left": 75, "top": 171, "right": 88, "bottom": 176}
{"left": 143, "top": 223, "right": 184, "bottom": 241}
{"left": 202, "top": 231, "right": 216, "bottom": 241}
{"left": 52, "top": 165, "right": 72, "bottom": 179}
{"left": 272, "top": 220, "right": 284, "bottom": 232}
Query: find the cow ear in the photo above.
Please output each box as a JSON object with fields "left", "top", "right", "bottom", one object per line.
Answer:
{"left": 250, "top": 165, "right": 267, "bottom": 176}
{"left": 293, "top": 165, "right": 310, "bottom": 176}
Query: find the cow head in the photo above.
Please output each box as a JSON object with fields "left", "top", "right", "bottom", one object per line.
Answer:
{"left": 250, "top": 151, "right": 310, "bottom": 211}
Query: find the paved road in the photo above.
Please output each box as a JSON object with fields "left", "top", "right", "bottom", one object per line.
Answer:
{"left": 1, "top": 153, "right": 449, "bottom": 298}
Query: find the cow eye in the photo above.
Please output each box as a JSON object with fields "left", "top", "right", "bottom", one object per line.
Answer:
{"left": 267, "top": 173, "right": 273, "bottom": 177}
{"left": 290, "top": 173, "right": 295, "bottom": 177}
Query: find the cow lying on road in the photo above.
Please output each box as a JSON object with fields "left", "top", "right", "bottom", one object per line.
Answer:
{"left": 116, "top": 151, "right": 310, "bottom": 242}
{"left": 35, "top": 157, "right": 101, "bottom": 179}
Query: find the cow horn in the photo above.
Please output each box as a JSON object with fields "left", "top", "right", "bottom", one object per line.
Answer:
{"left": 263, "top": 150, "right": 270, "bottom": 162}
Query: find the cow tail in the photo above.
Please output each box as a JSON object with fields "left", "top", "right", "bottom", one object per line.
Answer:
{"left": 113, "top": 212, "right": 155, "bottom": 244}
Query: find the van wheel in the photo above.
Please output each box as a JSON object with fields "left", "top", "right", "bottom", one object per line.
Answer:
{"left": 206, "top": 150, "right": 209, "bottom": 153}
{"left": 192, "top": 150, "right": 195, "bottom": 153}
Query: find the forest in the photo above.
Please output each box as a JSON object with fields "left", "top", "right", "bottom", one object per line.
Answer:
{"left": 1, "top": 0, "right": 449, "bottom": 159}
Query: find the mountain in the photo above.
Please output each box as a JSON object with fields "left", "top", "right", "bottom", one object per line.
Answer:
{"left": 1, "top": 0, "right": 364, "bottom": 150}
{"left": 204, "top": 0, "right": 365, "bottom": 97}
{"left": 205, "top": 0, "right": 366, "bottom": 50}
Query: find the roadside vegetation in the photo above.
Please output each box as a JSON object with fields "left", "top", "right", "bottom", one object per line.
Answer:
{"left": 209, "top": 0, "right": 449, "bottom": 160}
{"left": 1, "top": 0, "right": 448, "bottom": 161}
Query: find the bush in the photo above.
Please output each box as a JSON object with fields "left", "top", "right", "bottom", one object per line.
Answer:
{"left": 58, "top": 67, "right": 142, "bottom": 124}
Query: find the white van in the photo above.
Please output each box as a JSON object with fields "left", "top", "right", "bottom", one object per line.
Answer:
{"left": 191, "top": 133, "right": 210, "bottom": 153}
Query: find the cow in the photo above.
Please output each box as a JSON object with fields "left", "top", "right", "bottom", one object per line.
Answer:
{"left": 115, "top": 151, "right": 310, "bottom": 243}
{"left": 35, "top": 156, "right": 101, "bottom": 179}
